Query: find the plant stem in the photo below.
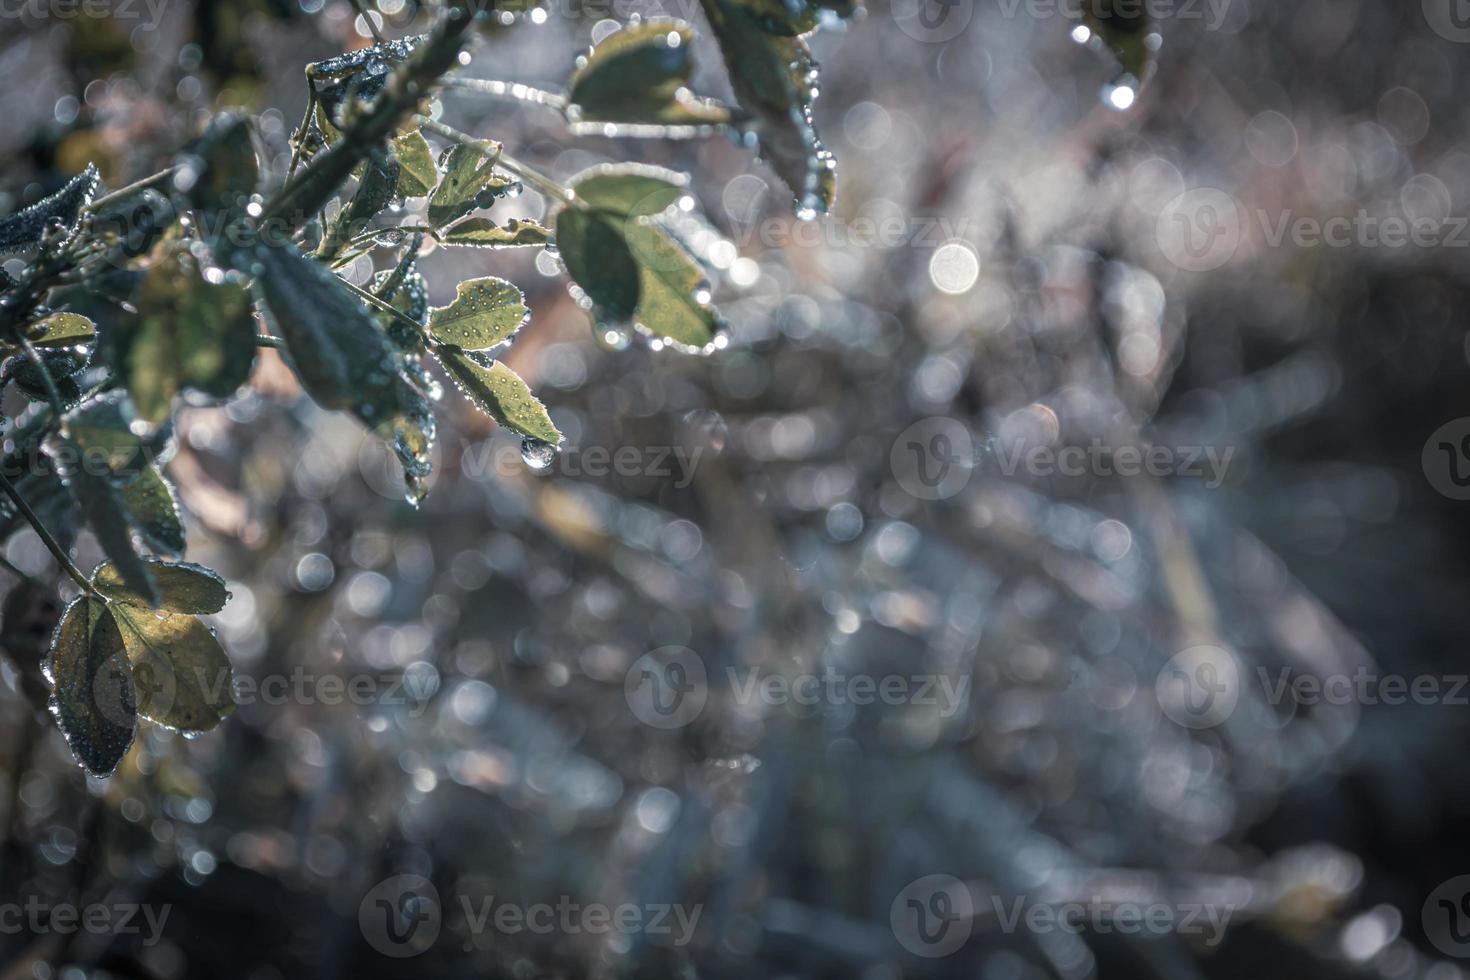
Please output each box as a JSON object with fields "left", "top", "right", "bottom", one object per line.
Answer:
{"left": 0, "top": 472, "right": 90, "bottom": 592}
{"left": 443, "top": 77, "right": 568, "bottom": 111}
{"left": 81, "top": 166, "right": 178, "bottom": 215}
{"left": 255, "top": 334, "right": 286, "bottom": 349}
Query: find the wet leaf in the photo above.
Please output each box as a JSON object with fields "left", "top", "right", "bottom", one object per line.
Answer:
{"left": 438, "top": 350, "right": 561, "bottom": 445}
{"left": 125, "top": 247, "right": 256, "bottom": 425}
{"left": 569, "top": 165, "right": 686, "bottom": 216}
{"left": 94, "top": 558, "right": 228, "bottom": 616}
{"left": 428, "top": 144, "right": 515, "bottom": 228}
{"left": 566, "top": 20, "right": 730, "bottom": 130}
{"left": 0, "top": 165, "right": 100, "bottom": 253}
{"left": 555, "top": 208, "right": 640, "bottom": 320}
{"left": 46, "top": 595, "right": 135, "bottom": 777}
{"left": 108, "top": 602, "right": 233, "bottom": 734}
{"left": 2, "top": 346, "right": 90, "bottom": 406}
{"left": 624, "top": 220, "right": 719, "bottom": 348}
{"left": 427, "top": 277, "right": 528, "bottom": 350}
{"left": 120, "top": 464, "right": 185, "bottom": 559}
{"left": 1082, "top": 3, "right": 1154, "bottom": 81}
{"left": 699, "top": 0, "right": 836, "bottom": 215}
{"left": 392, "top": 130, "right": 438, "bottom": 198}
{"left": 340, "top": 154, "right": 402, "bottom": 239}
{"left": 30, "top": 313, "right": 96, "bottom": 348}
{"left": 61, "top": 390, "right": 165, "bottom": 477}
{"left": 439, "top": 217, "right": 551, "bottom": 249}
{"left": 177, "top": 113, "right": 259, "bottom": 227}
{"left": 251, "top": 242, "right": 436, "bottom": 501}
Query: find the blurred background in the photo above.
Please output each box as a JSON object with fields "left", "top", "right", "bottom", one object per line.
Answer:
{"left": 3, "top": 0, "right": 1470, "bottom": 977}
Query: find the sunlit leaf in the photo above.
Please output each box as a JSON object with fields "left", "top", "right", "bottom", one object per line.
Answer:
{"left": 392, "top": 130, "right": 438, "bottom": 198}
{"left": 438, "top": 350, "right": 561, "bottom": 445}
{"left": 566, "top": 20, "right": 730, "bottom": 131}
{"left": 94, "top": 558, "right": 228, "bottom": 616}
{"left": 428, "top": 144, "right": 516, "bottom": 228}
{"left": 624, "top": 220, "right": 719, "bottom": 348}
{"left": 30, "top": 313, "right": 96, "bottom": 348}
{"left": 569, "top": 165, "right": 686, "bottom": 216}
{"left": 108, "top": 602, "right": 233, "bottom": 734}
{"left": 427, "top": 277, "right": 528, "bottom": 350}
{"left": 438, "top": 217, "right": 551, "bottom": 249}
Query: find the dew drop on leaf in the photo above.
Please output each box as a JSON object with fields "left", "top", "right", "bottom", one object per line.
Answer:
{"left": 520, "top": 436, "right": 558, "bottom": 471}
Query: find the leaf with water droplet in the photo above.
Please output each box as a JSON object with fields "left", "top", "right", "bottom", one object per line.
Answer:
{"left": 252, "top": 242, "right": 436, "bottom": 500}
{"left": 337, "top": 154, "right": 402, "bottom": 244}
{"left": 30, "top": 313, "right": 96, "bottom": 348}
{"left": 391, "top": 130, "right": 438, "bottom": 198}
{"left": 439, "top": 217, "right": 552, "bottom": 249}
{"left": 438, "top": 350, "right": 561, "bottom": 446}
{"left": 624, "top": 220, "right": 719, "bottom": 348}
{"left": 46, "top": 595, "right": 135, "bottom": 777}
{"left": 555, "top": 208, "right": 640, "bottom": 321}
{"left": 107, "top": 600, "right": 233, "bottom": 734}
{"left": 122, "top": 245, "right": 257, "bottom": 425}
{"left": 428, "top": 277, "right": 528, "bottom": 350}
{"left": 119, "top": 464, "right": 184, "bottom": 559}
{"left": 1, "top": 344, "right": 89, "bottom": 406}
{"left": 61, "top": 390, "right": 167, "bottom": 478}
{"left": 566, "top": 20, "right": 731, "bottom": 130}
{"left": 699, "top": 0, "right": 836, "bottom": 215}
{"left": 569, "top": 164, "right": 686, "bottom": 217}
{"left": 0, "top": 165, "right": 99, "bottom": 254}
{"left": 94, "top": 558, "right": 228, "bottom": 616}
{"left": 428, "top": 144, "right": 514, "bottom": 228}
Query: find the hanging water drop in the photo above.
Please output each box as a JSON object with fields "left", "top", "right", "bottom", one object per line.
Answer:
{"left": 520, "top": 436, "right": 558, "bottom": 471}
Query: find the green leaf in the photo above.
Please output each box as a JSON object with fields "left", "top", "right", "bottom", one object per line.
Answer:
{"left": 94, "top": 558, "right": 228, "bottom": 616}
{"left": 0, "top": 165, "right": 100, "bottom": 253}
{"left": 624, "top": 221, "right": 718, "bottom": 348}
{"left": 108, "top": 603, "right": 233, "bottom": 734}
{"left": 178, "top": 113, "right": 259, "bottom": 223}
{"left": 566, "top": 20, "right": 730, "bottom": 130}
{"left": 699, "top": 0, "right": 836, "bottom": 215}
{"left": 120, "top": 464, "right": 185, "bottom": 559}
{"left": 555, "top": 208, "right": 640, "bottom": 320}
{"left": 439, "top": 217, "right": 551, "bottom": 249}
{"left": 427, "top": 277, "right": 528, "bottom": 350}
{"left": 438, "top": 350, "right": 560, "bottom": 445}
{"left": 46, "top": 596, "right": 135, "bottom": 777}
{"left": 250, "top": 242, "right": 436, "bottom": 504}
{"left": 428, "top": 144, "right": 516, "bottom": 228}
{"left": 569, "top": 165, "right": 686, "bottom": 217}
{"left": 30, "top": 312, "right": 96, "bottom": 348}
{"left": 62, "top": 390, "right": 166, "bottom": 478}
{"left": 125, "top": 246, "right": 256, "bottom": 425}
{"left": 392, "top": 130, "right": 438, "bottom": 198}
{"left": 728, "top": 0, "right": 819, "bottom": 35}
{"left": 68, "top": 459, "right": 159, "bottom": 608}
{"left": 340, "top": 154, "right": 401, "bottom": 237}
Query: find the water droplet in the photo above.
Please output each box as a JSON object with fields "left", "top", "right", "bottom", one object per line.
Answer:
{"left": 520, "top": 437, "right": 558, "bottom": 470}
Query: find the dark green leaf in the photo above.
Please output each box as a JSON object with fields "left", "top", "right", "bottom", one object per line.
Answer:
{"left": 566, "top": 20, "right": 731, "bottom": 130}
{"left": 427, "top": 277, "right": 528, "bottom": 350}
{"left": 177, "top": 113, "right": 259, "bottom": 223}
{"left": 0, "top": 166, "right": 100, "bottom": 253}
{"left": 46, "top": 596, "right": 135, "bottom": 777}
{"left": 61, "top": 390, "right": 166, "bottom": 477}
{"left": 1082, "top": 4, "right": 1153, "bottom": 80}
{"left": 699, "top": 0, "right": 836, "bottom": 215}
{"left": 555, "top": 208, "right": 640, "bottom": 320}
{"left": 438, "top": 350, "right": 560, "bottom": 445}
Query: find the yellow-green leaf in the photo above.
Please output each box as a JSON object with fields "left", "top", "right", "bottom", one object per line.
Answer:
{"left": 109, "top": 604, "right": 234, "bottom": 734}
{"left": 438, "top": 350, "right": 560, "bottom": 445}
{"left": 427, "top": 277, "right": 528, "bottom": 350}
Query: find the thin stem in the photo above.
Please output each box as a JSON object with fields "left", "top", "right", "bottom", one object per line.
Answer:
{"left": 350, "top": 0, "right": 386, "bottom": 43}
{"left": 0, "top": 472, "right": 90, "bottom": 592}
{"left": 255, "top": 334, "right": 286, "bottom": 349}
{"left": 443, "top": 77, "right": 568, "bottom": 111}
{"left": 335, "top": 275, "right": 427, "bottom": 337}
{"left": 419, "top": 117, "right": 572, "bottom": 203}
{"left": 286, "top": 88, "right": 321, "bottom": 184}
{"left": 81, "top": 166, "right": 178, "bottom": 215}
